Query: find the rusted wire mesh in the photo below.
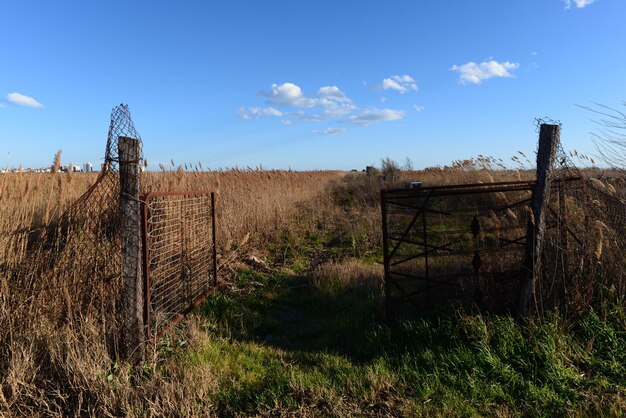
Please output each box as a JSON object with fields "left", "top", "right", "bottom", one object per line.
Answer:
{"left": 6, "top": 104, "right": 143, "bottom": 354}
{"left": 382, "top": 122, "right": 626, "bottom": 316}
{"left": 144, "top": 191, "right": 217, "bottom": 338}
{"left": 5, "top": 103, "right": 220, "bottom": 354}
{"left": 531, "top": 120, "right": 626, "bottom": 314}
{"left": 539, "top": 174, "right": 626, "bottom": 314}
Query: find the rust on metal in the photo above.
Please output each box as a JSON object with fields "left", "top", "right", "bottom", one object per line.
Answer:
{"left": 381, "top": 177, "right": 583, "bottom": 314}
{"left": 142, "top": 189, "right": 218, "bottom": 339}
{"left": 382, "top": 180, "right": 537, "bottom": 312}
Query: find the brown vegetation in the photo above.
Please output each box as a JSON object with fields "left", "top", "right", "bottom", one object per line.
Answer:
{"left": 0, "top": 168, "right": 339, "bottom": 414}
{"left": 1, "top": 162, "right": 626, "bottom": 415}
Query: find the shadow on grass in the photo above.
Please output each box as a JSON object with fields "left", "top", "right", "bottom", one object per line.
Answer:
{"left": 197, "top": 268, "right": 389, "bottom": 362}
{"left": 195, "top": 266, "right": 523, "bottom": 363}
{"left": 189, "top": 266, "right": 626, "bottom": 416}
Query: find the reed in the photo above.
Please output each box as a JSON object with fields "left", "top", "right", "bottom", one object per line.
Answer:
{"left": 1, "top": 161, "right": 625, "bottom": 416}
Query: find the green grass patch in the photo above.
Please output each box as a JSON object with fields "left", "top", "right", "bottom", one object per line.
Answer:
{"left": 142, "top": 266, "right": 626, "bottom": 416}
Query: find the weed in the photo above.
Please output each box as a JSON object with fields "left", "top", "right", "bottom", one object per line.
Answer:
{"left": 1, "top": 167, "right": 625, "bottom": 415}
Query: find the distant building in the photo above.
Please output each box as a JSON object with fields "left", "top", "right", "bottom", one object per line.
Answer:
{"left": 60, "top": 165, "right": 82, "bottom": 173}
{"left": 83, "top": 162, "right": 93, "bottom": 173}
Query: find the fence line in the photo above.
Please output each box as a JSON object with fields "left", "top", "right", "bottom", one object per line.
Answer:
{"left": 382, "top": 123, "right": 626, "bottom": 317}
{"left": 5, "top": 104, "right": 219, "bottom": 361}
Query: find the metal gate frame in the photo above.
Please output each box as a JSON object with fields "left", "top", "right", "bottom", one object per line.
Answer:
{"left": 142, "top": 190, "right": 218, "bottom": 339}
{"left": 381, "top": 180, "right": 536, "bottom": 311}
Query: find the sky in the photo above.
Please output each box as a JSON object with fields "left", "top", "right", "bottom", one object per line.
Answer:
{"left": 1, "top": 0, "right": 625, "bottom": 171}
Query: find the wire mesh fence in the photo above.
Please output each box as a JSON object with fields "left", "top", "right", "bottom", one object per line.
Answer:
{"left": 1, "top": 103, "right": 222, "bottom": 360}
{"left": 3, "top": 105, "right": 142, "bottom": 354}
{"left": 382, "top": 123, "right": 626, "bottom": 317}
{"left": 143, "top": 191, "right": 217, "bottom": 338}
{"left": 524, "top": 121, "right": 626, "bottom": 315}
{"left": 539, "top": 175, "right": 626, "bottom": 314}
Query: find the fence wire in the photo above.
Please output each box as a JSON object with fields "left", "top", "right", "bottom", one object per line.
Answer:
{"left": 4, "top": 103, "right": 220, "bottom": 356}
{"left": 5, "top": 104, "right": 143, "bottom": 354}
{"left": 533, "top": 120, "right": 626, "bottom": 315}
{"left": 382, "top": 124, "right": 626, "bottom": 316}
{"left": 539, "top": 174, "right": 626, "bottom": 315}
{"left": 144, "top": 191, "right": 217, "bottom": 338}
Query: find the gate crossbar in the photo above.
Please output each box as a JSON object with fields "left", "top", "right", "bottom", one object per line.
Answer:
{"left": 381, "top": 180, "right": 537, "bottom": 312}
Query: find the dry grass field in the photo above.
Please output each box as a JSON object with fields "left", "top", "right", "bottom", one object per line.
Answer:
{"left": 1, "top": 164, "right": 625, "bottom": 416}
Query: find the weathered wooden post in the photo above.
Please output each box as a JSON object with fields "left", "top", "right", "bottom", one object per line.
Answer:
{"left": 119, "top": 136, "right": 144, "bottom": 361}
{"left": 519, "top": 124, "right": 560, "bottom": 317}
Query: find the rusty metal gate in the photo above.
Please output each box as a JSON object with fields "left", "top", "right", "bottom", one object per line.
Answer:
{"left": 142, "top": 190, "right": 217, "bottom": 338}
{"left": 381, "top": 181, "right": 536, "bottom": 313}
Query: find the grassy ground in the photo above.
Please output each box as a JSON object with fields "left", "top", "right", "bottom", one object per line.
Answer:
{"left": 2, "top": 167, "right": 626, "bottom": 416}
{"left": 145, "top": 258, "right": 626, "bottom": 416}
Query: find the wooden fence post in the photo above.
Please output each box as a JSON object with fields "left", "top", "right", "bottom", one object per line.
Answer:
{"left": 519, "top": 124, "right": 560, "bottom": 317}
{"left": 119, "top": 136, "right": 144, "bottom": 361}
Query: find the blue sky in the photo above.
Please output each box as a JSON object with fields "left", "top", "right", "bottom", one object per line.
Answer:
{"left": 1, "top": 0, "right": 625, "bottom": 170}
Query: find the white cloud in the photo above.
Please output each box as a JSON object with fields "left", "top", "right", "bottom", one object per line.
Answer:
{"left": 381, "top": 75, "right": 417, "bottom": 93}
{"left": 382, "top": 78, "right": 404, "bottom": 92}
{"left": 238, "top": 106, "right": 283, "bottom": 120}
{"left": 317, "top": 85, "right": 355, "bottom": 117}
{"left": 450, "top": 60, "right": 519, "bottom": 84}
{"left": 565, "top": 0, "right": 595, "bottom": 9}
{"left": 413, "top": 105, "right": 425, "bottom": 112}
{"left": 348, "top": 108, "right": 405, "bottom": 126}
{"left": 313, "top": 127, "right": 346, "bottom": 135}
{"left": 263, "top": 82, "right": 317, "bottom": 107}
{"left": 243, "top": 82, "right": 406, "bottom": 129}
{"left": 259, "top": 83, "right": 355, "bottom": 117}
{"left": 317, "top": 86, "right": 349, "bottom": 102}
{"left": 6, "top": 92, "right": 44, "bottom": 108}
